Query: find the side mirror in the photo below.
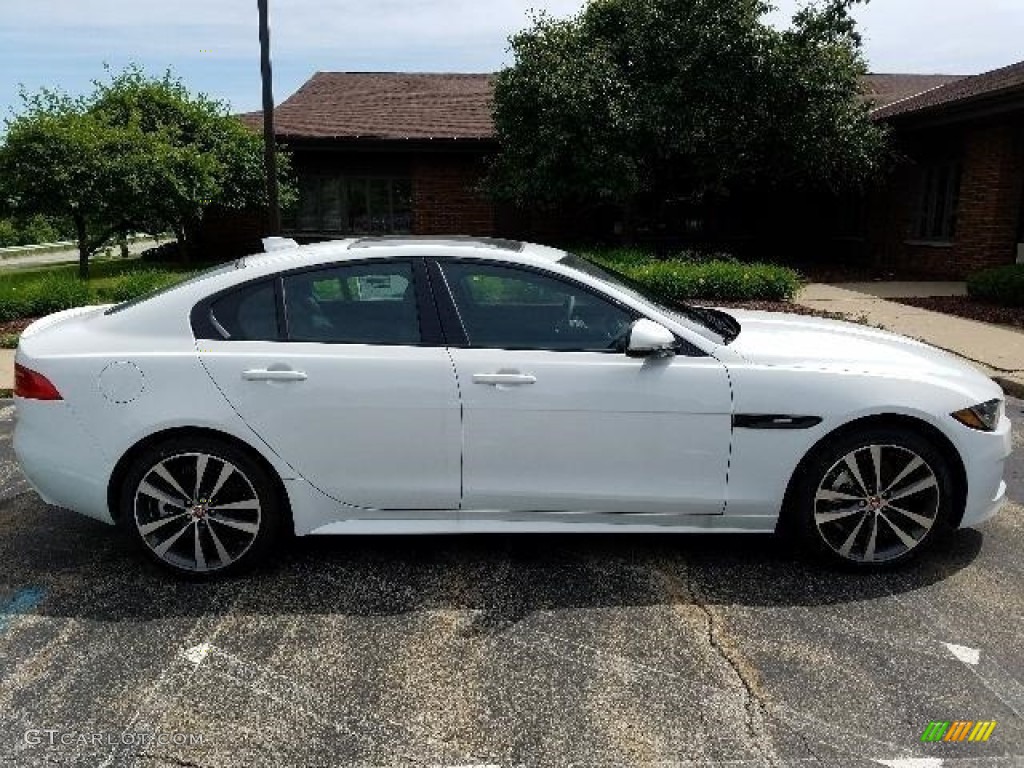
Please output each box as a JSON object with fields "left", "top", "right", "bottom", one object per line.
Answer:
{"left": 626, "top": 319, "right": 677, "bottom": 358}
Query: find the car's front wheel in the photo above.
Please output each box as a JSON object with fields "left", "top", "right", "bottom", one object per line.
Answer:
{"left": 119, "top": 436, "right": 284, "bottom": 577}
{"left": 793, "top": 427, "right": 955, "bottom": 568}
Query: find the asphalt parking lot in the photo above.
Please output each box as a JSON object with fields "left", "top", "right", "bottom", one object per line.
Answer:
{"left": 0, "top": 398, "right": 1021, "bottom": 767}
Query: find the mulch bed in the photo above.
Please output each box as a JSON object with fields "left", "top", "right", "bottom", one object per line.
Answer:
{"left": 893, "top": 297, "right": 1024, "bottom": 329}
{"left": 0, "top": 318, "right": 38, "bottom": 335}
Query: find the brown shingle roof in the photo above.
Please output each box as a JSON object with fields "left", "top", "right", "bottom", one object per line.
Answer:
{"left": 258, "top": 72, "right": 495, "bottom": 140}
{"left": 240, "top": 66, "right": 1021, "bottom": 139}
{"left": 872, "top": 60, "right": 1024, "bottom": 120}
{"left": 859, "top": 73, "right": 964, "bottom": 109}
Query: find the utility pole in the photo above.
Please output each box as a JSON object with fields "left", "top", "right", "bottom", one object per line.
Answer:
{"left": 258, "top": 0, "right": 281, "bottom": 233}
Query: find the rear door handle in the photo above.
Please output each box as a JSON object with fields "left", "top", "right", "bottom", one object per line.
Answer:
{"left": 472, "top": 373, "right": 537, "bottom": 386}
{"left": 242, "top": 368, "right": 308, "bottom": 382}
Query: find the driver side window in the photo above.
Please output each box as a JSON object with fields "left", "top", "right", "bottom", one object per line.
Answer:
{"left": 440, "top": 262, "right": 634, "bottom": 351}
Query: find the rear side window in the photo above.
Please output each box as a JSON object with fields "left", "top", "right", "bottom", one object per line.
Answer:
{"left": 282, "top": 262, "right": 421, "bottom": 344}
{"left": 208, "top": 280, "right": 278, "bottom": 340}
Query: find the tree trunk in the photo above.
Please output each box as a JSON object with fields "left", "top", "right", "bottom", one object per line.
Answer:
{"left": 73, "top": 215, "right": 90, "bottom": 280}
{"left": 169, "top": 225, "right": 189, "bottom": 265}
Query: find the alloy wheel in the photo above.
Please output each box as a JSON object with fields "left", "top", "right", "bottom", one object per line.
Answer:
{"left": 133, "top": 452, "right": 262, "bottom": 573}
{"left": 813, "top": 444, "right": 940, "bottom": 563}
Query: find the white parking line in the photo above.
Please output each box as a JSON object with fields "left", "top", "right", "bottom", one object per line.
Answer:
{"left": 943, "top": 642, "right": 981, "bottom": 666}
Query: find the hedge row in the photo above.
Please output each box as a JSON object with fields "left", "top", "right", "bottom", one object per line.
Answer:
{"left": 0, "top": 268, "right": 187, "bottom": 321}
{"left": 966, "top": 265, "right": 1024, "bottom": 307}
{"left": 581, "top": 248, "right": 802, "bottom": 302}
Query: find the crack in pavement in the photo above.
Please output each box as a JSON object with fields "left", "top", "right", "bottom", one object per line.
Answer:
{"left": 659, "top": 559, "right": 784, "bottom": 768}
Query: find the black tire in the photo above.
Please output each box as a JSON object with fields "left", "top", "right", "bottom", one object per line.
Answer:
{"left": 791, "top": 427, "right": 955, "bottom": 569}
{"left": 119, "top": 436, "right": 285, "bottom": 578}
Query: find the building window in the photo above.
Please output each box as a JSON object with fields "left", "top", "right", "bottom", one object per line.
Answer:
{"left": 913, "top": 161, "right": 961, "bottom": 242}
{"left": 287, "top": 176, "right": 413, "bottom": 235}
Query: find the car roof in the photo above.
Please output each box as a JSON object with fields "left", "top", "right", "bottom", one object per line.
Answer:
{"left": 240, "top": 236, "right": 565, "bottom": 272}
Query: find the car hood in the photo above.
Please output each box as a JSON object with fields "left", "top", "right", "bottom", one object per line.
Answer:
{"left": 719, "top": 309, "right": 989, "bottom": 381}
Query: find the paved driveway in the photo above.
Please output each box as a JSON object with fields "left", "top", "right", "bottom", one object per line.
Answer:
{"left": 0, "top": 399, "right": 1021, "bottom": 767}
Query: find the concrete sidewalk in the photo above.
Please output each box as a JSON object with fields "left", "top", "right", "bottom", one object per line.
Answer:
{"left": 797, "top": 282, "right": 1024, "bottom": 394}
{"left": 0, "top": 349, "right": 12, "bottom": 394}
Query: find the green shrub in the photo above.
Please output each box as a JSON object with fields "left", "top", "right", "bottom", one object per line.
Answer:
{"left": 0, "top": 292, "right": 31, "bottom": 322}
{"left": 582, "top": 247, "right": 656, "bottom": 269}
{"left": 580, "top": 249, "right": 801, "bottom": 302}
{"left": 966, "top": 265, "right": 1024, "bottom": 307}
{"left": 27, "top": 271, "right": 92, "bottom": 315}
{"left": 93, "top": 270, "right": 185, "bottom": 303}
{"left": 0, "top": 261, "right": 195, "bottom": 320}
{"left": 0, "top": 272, "right": 91, "bottom": 320}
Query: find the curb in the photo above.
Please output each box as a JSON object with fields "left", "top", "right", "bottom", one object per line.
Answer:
{"left": 992, "top": 376, "right": 1024, "bottom": 400}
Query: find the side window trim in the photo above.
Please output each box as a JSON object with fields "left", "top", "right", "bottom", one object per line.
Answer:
{"left": 429, "top": 258, "right": 642, "bottom": 354}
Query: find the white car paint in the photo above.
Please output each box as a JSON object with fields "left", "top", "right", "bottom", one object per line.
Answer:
{"left": 12, "top": 238, "right": 1010, "bottom": 551}
{"left": 199, "top": 340, "right": 461, "bottom": 510}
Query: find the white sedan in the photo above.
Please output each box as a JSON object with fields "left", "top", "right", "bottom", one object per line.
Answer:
{"left": 13, "top": 237, "right": 1010, "bottom": 576}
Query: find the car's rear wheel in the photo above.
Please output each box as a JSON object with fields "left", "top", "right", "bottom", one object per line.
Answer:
{"left": 119, "top": 436, "right": 284, "bottom": 577}
{"left": 793, "top": 427, "right": 955, "bottom": 568}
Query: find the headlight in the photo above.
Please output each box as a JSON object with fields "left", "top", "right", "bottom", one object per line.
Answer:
{"left": 951, "top": 398, "right": 1003, "bottom": 431}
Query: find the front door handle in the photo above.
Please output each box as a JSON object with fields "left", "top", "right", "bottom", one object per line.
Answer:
{"left": 242, "top": 368, "right": 308, "bottom": 382}
{"left": 472, "top": 373, "right": 537, "bottom": 386}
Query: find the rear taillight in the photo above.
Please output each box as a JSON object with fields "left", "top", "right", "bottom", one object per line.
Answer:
{"left": 14, "top": 363, "right": 63, "bottom": 401}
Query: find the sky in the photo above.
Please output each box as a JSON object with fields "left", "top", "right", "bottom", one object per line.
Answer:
{"left": 1, "top": 0, "right": 1022, "bottom": 121}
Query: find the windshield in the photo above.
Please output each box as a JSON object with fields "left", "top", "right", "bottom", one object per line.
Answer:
{"left": 558, "top": 254, "right": 740, "bottom": 344}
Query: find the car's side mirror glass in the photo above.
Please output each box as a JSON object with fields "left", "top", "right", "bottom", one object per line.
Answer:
{"left": 626, "top": 319, "right": 676, "bottom": 358}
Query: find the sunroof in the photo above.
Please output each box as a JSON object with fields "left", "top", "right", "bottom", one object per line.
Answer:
{"left": 349, "top": 235, "right": 524, "bottom": 252}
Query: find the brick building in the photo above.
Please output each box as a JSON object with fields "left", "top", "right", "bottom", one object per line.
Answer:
{"left": 216, "top": 63, "right": 1024, "bottom": 277}
{"left": 219, "top": 73, "right": 497, "bottom": 257}
{"left": 866, "top": 61, "right": 1024, "bottom": 277}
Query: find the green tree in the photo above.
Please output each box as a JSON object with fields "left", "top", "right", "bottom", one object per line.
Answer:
{"left": 0, "top": 89, "right": 148, "bottom": 277}
{"left": 90, "top": 67, "right": 293, "bottom": 263}
{"left": 0, "top": 66, "right": 293, "bottom": 277}
{"left": 0, "top": 213, "right": 71, "bottom": 248}
{"left": 490, "top": 0, "right": 887, "bottom": 228}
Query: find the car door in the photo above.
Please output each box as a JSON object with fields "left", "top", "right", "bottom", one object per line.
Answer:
{"left": 431, "top": 259, "right": 732, "bottom": 522}
{"left": 195, "top": 258, "right": 461, "bottom": 511}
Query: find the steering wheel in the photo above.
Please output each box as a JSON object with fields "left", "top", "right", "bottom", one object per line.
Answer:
{"left": 604, "top": 316, "right": 634, "bottom": 349}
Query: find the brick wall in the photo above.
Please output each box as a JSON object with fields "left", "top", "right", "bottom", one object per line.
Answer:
{"left": 195, "top": 206, "right": 269, "bottom": 261}
{"left": 412, "top": 155, "right": 495, "bottom": 235}
{"left": 955, "top": 121, "right": 1024, "bottom": 273}
{"left": 867, "top": 116, "right": 1024, "bottom": 278}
